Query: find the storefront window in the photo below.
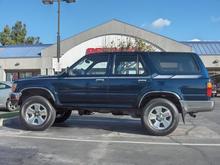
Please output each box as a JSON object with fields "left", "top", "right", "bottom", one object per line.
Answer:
{"left": 6, "top": 73, "right": 13, "bottom": 82}
{"left": 5, "top": 70, "right": 40, "bottom": 81}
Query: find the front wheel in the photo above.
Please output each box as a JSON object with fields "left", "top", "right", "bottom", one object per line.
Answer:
{"left": 141, "top": 98, "right": 179, "bottom": 136}
{"left": 20, "top": 96, "right": 56, "bottom": 131}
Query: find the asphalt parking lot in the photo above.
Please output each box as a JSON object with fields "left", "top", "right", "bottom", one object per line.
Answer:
{"left": 0, "top": 98, "right": 220, "bottom": 165}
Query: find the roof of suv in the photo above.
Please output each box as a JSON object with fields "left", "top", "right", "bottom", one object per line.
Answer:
{"left": 86, "top": 51, "right": 197, "bottom": 56}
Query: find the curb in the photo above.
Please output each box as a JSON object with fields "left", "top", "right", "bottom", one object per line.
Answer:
{"left": 0, "top": 111, "right": 19, "bottom": 127}
{"left": 0, "top": 118, "right": 3, "bottom": 127}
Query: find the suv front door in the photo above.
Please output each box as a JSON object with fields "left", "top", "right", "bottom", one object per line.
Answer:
{"left": 57, "top": 54, "right": 110, "bottom": 107}
{"left": 108, "top": 53, "right": 150, "bottom": 109}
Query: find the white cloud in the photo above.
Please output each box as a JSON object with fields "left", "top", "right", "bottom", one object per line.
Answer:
{"left": 190, "top": 39, "right": 201, "bottom": 42}
{"left": 211, "top": 16, "right": 220, "bottom": 23}
{"left": 151, "top": 18, "right": 171, "bottom": 29}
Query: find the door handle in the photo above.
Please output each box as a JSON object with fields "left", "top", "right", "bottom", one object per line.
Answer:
{"left": 138, "top": 79, "right": 147, "bottom": 83}
{"left": 96, "top": 79, "right": 105, "bottom": 82}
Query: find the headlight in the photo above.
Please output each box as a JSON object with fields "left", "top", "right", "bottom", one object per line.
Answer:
{"left": 11, "top": 83, "right": 17, "bottom": 92}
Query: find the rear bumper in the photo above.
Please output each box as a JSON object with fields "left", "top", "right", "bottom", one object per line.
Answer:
{"left": 180, "top": 100, "right": 214, "bottom": 113}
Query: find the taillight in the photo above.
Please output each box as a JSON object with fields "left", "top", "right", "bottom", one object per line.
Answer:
{"left": 207, "top": 82, "right": 212, "bottom": 97}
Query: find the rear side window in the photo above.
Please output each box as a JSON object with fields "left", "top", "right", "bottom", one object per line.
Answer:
{"left": 113, "top": 54, "right": 147, "bottom": 76}
{"left": 149, "top": 53, "right": 199, "bottom": 74}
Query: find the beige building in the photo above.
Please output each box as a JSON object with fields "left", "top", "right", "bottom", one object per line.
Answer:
{"left": 0, "top": 20, "right": 219, "bottom": 81}
{"left": 181, "top": 41, "right": 220, "bottom": 76}
{"left": 0, "top": 45, "right": 50, "bottom": 81}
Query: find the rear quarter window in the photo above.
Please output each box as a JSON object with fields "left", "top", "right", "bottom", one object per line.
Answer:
{"left": 149, "top": 53, "right": 200, "bottom": 74}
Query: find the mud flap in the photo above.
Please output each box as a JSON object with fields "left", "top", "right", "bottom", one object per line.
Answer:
{"left": 181, "top": 110, "right": 187, "bottom": 124}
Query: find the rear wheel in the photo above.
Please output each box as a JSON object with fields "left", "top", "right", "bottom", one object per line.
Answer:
{"left": 20, "top": 96, "right": 56, "bottom": 131}
{"left": 55, "top": 110, "right": 72, "bottom": 123}
{"left": 141, "top": 98, "right": 179, "bottom": 136}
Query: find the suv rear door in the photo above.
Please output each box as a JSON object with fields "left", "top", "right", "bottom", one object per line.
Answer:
{"left": 107, "top": 53, "right": 151, "bottom": 108}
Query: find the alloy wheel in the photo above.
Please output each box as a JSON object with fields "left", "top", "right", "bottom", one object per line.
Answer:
{"left": 147, "top": 106, "right": 173, "bottom": 130}
{"left": 25, "top": 103, "right": 48, "bottom": 126}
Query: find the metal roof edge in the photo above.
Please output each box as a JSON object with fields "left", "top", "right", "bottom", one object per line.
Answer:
{"left": 0, "top": 44, "right": 52, "bottom": 48}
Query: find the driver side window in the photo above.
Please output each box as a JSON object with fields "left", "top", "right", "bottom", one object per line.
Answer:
{"left": 87, "top": 62, "right": 108, "bottom": 75}
{"left": 69, "top": 55, "right": 109, "bottom": 76}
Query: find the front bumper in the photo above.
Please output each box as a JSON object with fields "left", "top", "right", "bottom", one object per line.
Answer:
{"left": 180, "top": 100, "right": 214, "bottom": 113}
{"left": 10, "top": 92, "right": 22, "bottom": 105}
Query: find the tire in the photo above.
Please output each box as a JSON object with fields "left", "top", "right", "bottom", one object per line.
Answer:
{"left": 20, "top": 96, "right": 56, "bottom": 131}
{"left": 6, "top": 100, "right": 19, "bottom": 112}
{"left": 141, "top": 98, "right": 179, "bottom": 136}
{"left": 55, "top": 110, "right": 72, "bottom": 123}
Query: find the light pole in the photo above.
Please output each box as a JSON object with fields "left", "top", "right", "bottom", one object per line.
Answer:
{"left": 42, "top": 0, "right": 76, "bottom": 71}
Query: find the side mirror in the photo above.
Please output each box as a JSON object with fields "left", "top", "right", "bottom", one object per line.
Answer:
{"left": 65, "top": 67, "right": 70, "bottom": 75}
{"left": 85, "top": 59, "right": 91, "bottom": 64}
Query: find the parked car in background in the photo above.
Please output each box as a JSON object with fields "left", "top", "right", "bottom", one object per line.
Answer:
{"left": 212, "top": 84, "right": 217, "bottom": 97}
{"left": 0, "top": 81, "right": 19, "bottom": 111}
{"left": 215, "top": 84, "right": 220, "bottom": 97}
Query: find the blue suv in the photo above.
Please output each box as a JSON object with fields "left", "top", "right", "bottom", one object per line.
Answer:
{"left": 10, "top": 52, "right": 214, "bottom": 136}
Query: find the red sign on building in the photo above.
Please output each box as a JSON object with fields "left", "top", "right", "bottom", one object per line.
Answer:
{"left": 86, "top": 48, "right": 136, "bottom": 55}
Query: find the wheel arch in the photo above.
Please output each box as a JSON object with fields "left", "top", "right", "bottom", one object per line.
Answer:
{"left": 19, "top": 87, "right": 56, "bottom": 106}
{"left": 138, "top": 91, "right": 182, "bottom": 113}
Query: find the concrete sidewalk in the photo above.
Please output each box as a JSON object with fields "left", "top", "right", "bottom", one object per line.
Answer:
{"left": 0, "top": 111, "right": 19, "bottom": 126}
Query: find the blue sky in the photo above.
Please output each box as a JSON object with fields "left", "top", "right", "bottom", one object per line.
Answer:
{"left": 0, "top": 0, "right": 219, "bottom": 44}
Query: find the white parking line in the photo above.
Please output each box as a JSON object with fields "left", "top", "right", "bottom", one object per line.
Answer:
{"left": 1, "top": 134, "right": 220, "bottom": 147}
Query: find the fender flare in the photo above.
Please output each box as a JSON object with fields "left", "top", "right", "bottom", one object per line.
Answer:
{"left": 21, "top": 87, "right": 56, "bottom": 102}
{"left": 138, "top": 91, "right": 181, "bottom": 108}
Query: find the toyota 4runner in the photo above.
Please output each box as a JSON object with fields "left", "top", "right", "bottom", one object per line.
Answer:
{"left": 10, "top": 52, "right": 214, "bottom": 136}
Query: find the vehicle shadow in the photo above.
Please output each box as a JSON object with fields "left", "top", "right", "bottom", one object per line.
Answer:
{"left": 3, "top": 115, "right": 148, "bottom": 136}
{"left": 54, "top": 115, "right": 147, "bottom": 135}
